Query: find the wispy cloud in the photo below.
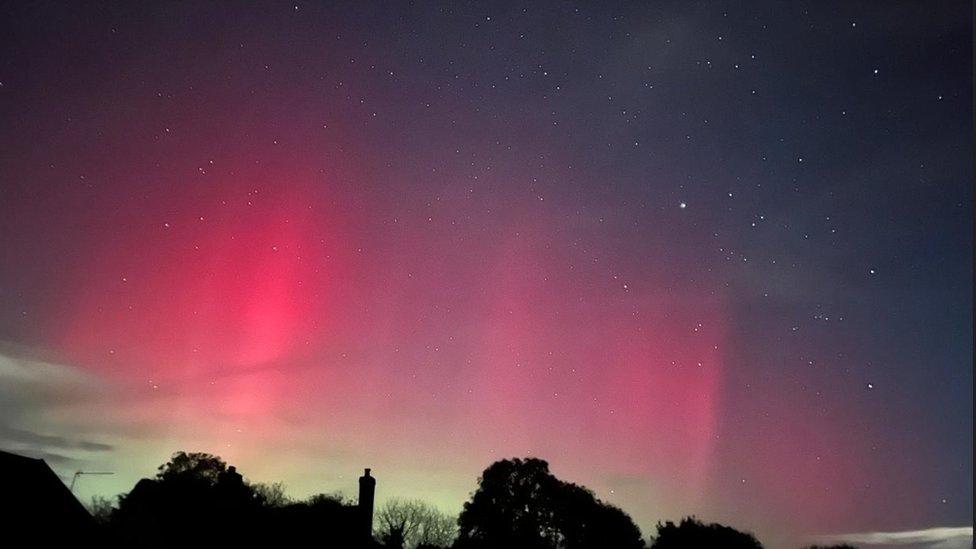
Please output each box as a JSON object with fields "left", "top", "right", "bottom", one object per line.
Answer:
{"left": 0, "top": 348, "right": 115, "bottom": 460}
{"left": 813, "top": 527, "right": 974, "bottom": 549}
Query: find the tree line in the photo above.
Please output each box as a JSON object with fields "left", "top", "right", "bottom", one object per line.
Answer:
{"left": 88, "top": 451, "right": 855, "bottom": 549}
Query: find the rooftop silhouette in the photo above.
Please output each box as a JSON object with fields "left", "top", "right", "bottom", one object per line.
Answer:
{"left": 0, "top": 450, "right": 97, "bottom": 545}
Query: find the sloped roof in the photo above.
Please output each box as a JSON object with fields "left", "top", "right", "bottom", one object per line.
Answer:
{"left": 0, "top": 449, "right": 95, "bottom": 540}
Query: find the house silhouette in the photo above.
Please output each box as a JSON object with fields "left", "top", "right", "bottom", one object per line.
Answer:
{"left": 0, "top": 449, "right": 97, "bottom": 544}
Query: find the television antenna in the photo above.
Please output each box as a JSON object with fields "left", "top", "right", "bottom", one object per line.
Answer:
{"left": 70, "top": 470, "right": 114, "bottom": 492}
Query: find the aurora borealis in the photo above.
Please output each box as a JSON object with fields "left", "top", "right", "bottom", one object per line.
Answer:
{"left": 0, "top": 2, "right": 971, "bottom": 547}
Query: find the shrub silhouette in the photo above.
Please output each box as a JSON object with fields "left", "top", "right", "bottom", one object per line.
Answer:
{"left": 455, "top": 457, "right": 645, "bottom": 549}
{"left": 649, "top": 517, "right": 762, "bottom": 549}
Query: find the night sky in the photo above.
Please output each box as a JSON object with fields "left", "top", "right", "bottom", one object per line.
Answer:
{"left": 0, "top": 2, "right": 972, "bottom": 547}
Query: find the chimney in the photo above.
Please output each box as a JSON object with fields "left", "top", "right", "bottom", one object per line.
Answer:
{"left": 358, "top": 468, "right": 376, "bottom": 539}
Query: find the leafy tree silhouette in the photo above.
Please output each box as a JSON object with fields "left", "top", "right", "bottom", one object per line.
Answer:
{"left": 649, "top": 517, "right": 762, "bottom": 549}
{"left": 111, "top": 451, "right": 262, "bottom": 547}
{"left": 155, "top": 451, "right": 228, "bottom": 483}
{"left": 455, "top": 457, "right": 644, "bottom": 549}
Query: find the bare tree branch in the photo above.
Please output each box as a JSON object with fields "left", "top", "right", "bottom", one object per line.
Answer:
{"left": 376, "top": 498, "right": 457, "bottom": 549}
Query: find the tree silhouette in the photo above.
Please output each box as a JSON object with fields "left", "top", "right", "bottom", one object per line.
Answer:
{"left": 111, "top": 451, "right": 262, "bottom": 547}
{"left": 84, "top": 450, "right": 781, "bottom": 549}
{"left": 252, "top": 481, "right": 290, "bottom": 507}
{"left": 456, "top": 457, "right": 644, "bottom": 549}
{"left": 551, "top": 482, "right": 645, "bottom": 549}
{"left": 89, "top": 495, "right": 115, "bottom": 525}
{"left": 376, "top": 498, "right": 456, "bottom": 549}
{"left": 155, "top": 451, "right": 227, "bottom": 483}
{"left": 414, "top": 505, "right": 456, "bottom": 548}
{"left": 649, "top": 517, "right": 762, "bottom": 549}
{"left": 106, "top": 452, "right": 379, "bottom": 548}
